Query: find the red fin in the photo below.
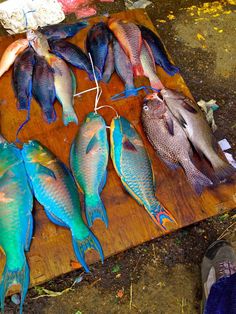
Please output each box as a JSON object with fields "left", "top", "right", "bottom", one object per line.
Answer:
{"left": 123, "top": 137, "right": 137, "bottom": 151}
{"left": 133, "top": 63, "right": 144, "bottom": 76}
{"left": 150, "top": 79, "right": 164, "bottom": 90}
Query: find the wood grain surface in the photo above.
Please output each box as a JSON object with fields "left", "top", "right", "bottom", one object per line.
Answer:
{"left": 0, "top": 9, "right": 235, "bottom": 293}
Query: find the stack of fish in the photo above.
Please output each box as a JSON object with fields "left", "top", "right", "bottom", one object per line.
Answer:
{"left": 142, "top": 90, "right": 235, "bottom": 194}
{"left": 0, "top": 135, "right": 106, "bottom": 313}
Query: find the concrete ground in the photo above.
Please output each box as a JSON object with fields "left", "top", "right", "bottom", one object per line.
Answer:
{"left": 0, "top": 0, "right": 235, "bottom": 313}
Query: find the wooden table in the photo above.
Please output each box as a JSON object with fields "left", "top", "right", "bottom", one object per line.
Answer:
{"left": 0, "top": 9, "right": 235, "bottom": 292}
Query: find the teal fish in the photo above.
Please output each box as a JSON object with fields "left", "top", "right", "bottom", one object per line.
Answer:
{"left": 22, "top": 141, "right": 103, "bottom": 272}
{"left": 110, "top": 116, "right": 177, "bottom": 231}
{"left": 0, "top": 142, "right": 33, "bottom": 314}
{"left": 70, "top": 112, "right": 109, "bottom": 228}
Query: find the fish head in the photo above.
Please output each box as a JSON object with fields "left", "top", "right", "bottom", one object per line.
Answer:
{"left": 27, "top": 30, "right": 50, "bottom": 56}
{"left": 142, "top": 93, "right": 166, "bottom": 119}
{"left": 84, "top": 112, "right": 105, "bottom": 124}
{"left": 22, "top": 141, "right": 51, "bottom": 165}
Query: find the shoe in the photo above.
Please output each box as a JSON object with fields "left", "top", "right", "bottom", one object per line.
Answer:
{"left": 201, "top": 240, "right": 236, "bottom": 312}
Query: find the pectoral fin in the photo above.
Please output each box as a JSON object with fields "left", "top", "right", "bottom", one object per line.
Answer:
{"left": 122, "top": 137, "right": 137, "bottom": 152}
{"left": 164, "top": 115, "right": 174, "bottom": 136}
{"left": 182, "top": 98, "right": 198, "bottom": 113}
{"left": 86, "top": 133, "right": 99, "bottom": 154}
{"left": 37, "top": 163, "right": 56, "bottom": 179}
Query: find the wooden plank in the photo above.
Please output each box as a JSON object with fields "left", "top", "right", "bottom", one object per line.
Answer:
{"left": 0, "top": 9, "right": 235, "bottom": 293}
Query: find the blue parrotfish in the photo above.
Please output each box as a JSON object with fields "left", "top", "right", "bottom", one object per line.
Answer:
{"left": 40, "top": 21, "right": 88, "bottom": 40}
{"left": 49, "top": 39, "right": 100, "bottom": 81}
{"left": 27, "top": 30, "right": 78, "bottom": 126}
{"left": 32, "top": 54, "right": 56, "bottom": 123}
{"left": 12, "top": 48, "right": 35, "bottom": 110}
{"left": 139, "top": 25, "right": 179, "bottom": 76}
{"left": 22, "top": 140, "right": 103, "bottom": 272}
{"left": 70, "top": 112, "right": 109, "bottom": 228}
{"left": 110, "top": 115, "right": 177, "bottom": 231}
{"left": 0, "top": 142, "right": 33, "bottom": 314}
{"left": 86, "top": 22, "right": 112, "bottom": 79}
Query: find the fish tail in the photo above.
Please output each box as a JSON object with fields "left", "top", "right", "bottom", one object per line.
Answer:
{"left": 72, "top": 230, "right": 104, "bottom": 273}
{"left": 85, "top": 194, "right": 108, "bottom": 228}
{"left": 181, "top": 159, "right": 213, "bottom": 195}
{"left": 133, "top": 63, "right": 144, "bottom": 76}
{"left": 0, "top": 258, "right": 29, "bottom": 314}
{"left": 147, "top": 202, "right": 177, "bottom": 231}
{"left": 211, "top": 157, "right": 236, "bottom": 181}
{"left": 43, "top": 109, "right": 57, "bottom": 124}
{"left": 62, "top": 109, "right": 78, "bottom": 126}
{"left": 161, "top": 61, "right": 179, "bottom": 76}
{"left": 149, "top": 77, "right": 164, "bottom": 90}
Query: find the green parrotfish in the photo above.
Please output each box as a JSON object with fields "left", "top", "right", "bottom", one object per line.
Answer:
{"left": 110, "top": 116, "right": 177, "bottom": 231}
{"left": 70, "top": 112, "right": 109, "bottom": 228}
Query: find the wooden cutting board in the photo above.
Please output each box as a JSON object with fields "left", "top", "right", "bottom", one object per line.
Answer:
{"left": 0, "top": 9, "right": 235, "bottom": 293}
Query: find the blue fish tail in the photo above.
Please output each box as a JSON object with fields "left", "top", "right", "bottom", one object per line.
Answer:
{"left": 63, "top": 109, "right": 78, "bottom": 126}
{"left": 161, "top": 61, "right": 179, "bottom": 76}
{"left": 0, "top": 259, "right": 29, "bottom": 314}
{"left": 146, "top": 202, "right": 177, "bottom": 231}
{"left": 85, "top": 194, "right": 108, "bottom": 228}
{"left": 72, "top": 230, "right": 104, "bottom": 273}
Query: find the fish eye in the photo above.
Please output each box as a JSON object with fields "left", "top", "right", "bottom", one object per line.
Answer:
{"left": 143, "top": 105, "right": 149, "bottom": 111}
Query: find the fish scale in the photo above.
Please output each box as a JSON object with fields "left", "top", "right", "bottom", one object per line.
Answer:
{"left": 0, "top": 143, "right": 33, "bottom": 314}
{"left": 22, "top": 141, "right": 104, "bottom": 272}
{"left": 110, "top": 116, "right": 177, "bottom": 231}
{"left": 70, "top": 112, "right": 109, "bottom": 228}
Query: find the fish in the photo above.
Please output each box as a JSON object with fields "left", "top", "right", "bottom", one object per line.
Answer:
{"left": 108, "top": 18, "right": 144, "bottom": 76}
{"left": 40, "top": 21, "right": 88, "bottom": 40}
{"left": 12, "top": 48, "right": 35, "bottom": 110}
{"left": 0, "top": 39, "right": 29, "bottom": 78}
{"left": 142, "top": 93, "right": 212, "bottom": 194}
{"left": 49, "top": 39, "right": 99, "bottom": 81}
{"left": 140, "top": 40, "right": 164, "bottom": 90}
{"left": 0, "top": 142, "right": 33, "bottom": 314}
{"left": 86, "top": 22, "right": 112, "bottom": 79}
{"left": 102, "top": 41, "right": 115, "bottom": 83}
{"left": 113, "top": 39, "right": 137, "bottom": 97}
{"left": 139, "top": 25, "right": 179, "bottom": 76}
{"left": 110, "top": 115, "right": 177, "bottom": 230}
{"left": 32, "top": 54, "right": 56, "bottom": 123}
{"left": 70, "top": 112, "right": 109, "bottom": 228}
{"left": 22, "top": 140, "right": 104, "bottom": 273}
{"left": 27, "top": 30, "right": 78, "bottom": 126}
{"left": 160, "top": 89, "right": 236, "bottom": 181}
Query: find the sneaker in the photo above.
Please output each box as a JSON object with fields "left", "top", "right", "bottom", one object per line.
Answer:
{"left": 201, "top": 240, "right": 236, "bottom": 311}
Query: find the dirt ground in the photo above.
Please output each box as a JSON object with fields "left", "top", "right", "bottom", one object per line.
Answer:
{"left": 1, "top": 0, "right": 236, "bottom": 313}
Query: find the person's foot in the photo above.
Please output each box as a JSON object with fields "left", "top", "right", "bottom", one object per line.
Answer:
{"left": 201, "top": 240, "right": 236, "bottom": 310}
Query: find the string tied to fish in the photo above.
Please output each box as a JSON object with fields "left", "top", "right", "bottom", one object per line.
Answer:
{"left": 111, "top": 86, "right": 162, "bottom": 101}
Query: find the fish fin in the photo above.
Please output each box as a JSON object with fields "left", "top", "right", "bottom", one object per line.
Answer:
{"left": 182, "top": 98, "right": 198, "bottom": 114}
{"left": 72, "top": 230, "right": 104, "bottom": 273}
{"left": 70, "top": 70, "right": 77, "bottom": 95}
{"left": 133, "top": 63, "right": 144, "bottom": 76}
{"left": 122, "top": 137, "right": 137, "bottom": 152}
{"left": 177, "top": 114, "right": 187, "bottom": 128}
{"left": 86, "top": 133, "right": 99, "bottom": 154}
{"left": 164, "top": 115, "right": 174, "bottom": 135}
{"left": 63, "top": 109, "right": 78, "bottom": 126}
{"left": 37, "top": 163, "right": 56, "bottom": 179}
{"left": 43, "top": 108, "right": 57, "bottom": 124}
{"left": 44, "top": 206, "right": 68, "bottom": 227}
{"left": 121, "top": 178, "right": 143, "bottom": 206}
{"left": 181, "top": 159, "right": 213, "bottom": 195}
{"left": 84, "top": 194, "right": 108, "bottom": 228}
{"left": 24, "top": 214, "right": 33, "bottom": 252}
{"left": 212, "top": 159, "right": 236, "bottom": 181}
{"left": 0, "top": 258, "right": 29, "bottom": 314}
{"left": 98, "top": 169, "right": 108, "bottom": 194}
{"left": 158, "top": 61, "right": 179, "bottom": 76}
{"left": 150, "top": 79, "right": 164, "bottom": 90}
{"left": 147, "top": 202, "right": 177, "bottom": 231}
{"left": 161, "top": 157, "right": 179, "bottom": 170}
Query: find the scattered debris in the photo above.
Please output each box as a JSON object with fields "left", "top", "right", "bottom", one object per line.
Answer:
{"left": 89, "top": 278, "right": 101, "bottom": 287}
{"left": 116, "top": 273, "right": 121, "bottom": 278}
{"left": 111, "top": 264, "right": 120, "bottom": 273}
{"left": 218, "top": 139, "right": 231, "bottom": 151}
{"left": 197, "top": 99, "right": 219, "bottom": 132}
{"left": 129, "top": 281, "right": 133, "bottom": 310}
{"left": 11, "top": 294, "right": 20, "bottom": 305}
{"left": 125, "top": 0, "right": 152, "bottom": 9}
{"left": 218, "top": 138, "right": 236, "bottom": 168}
{"left": 116, "top": 288, "right": 124, "bottom": 298}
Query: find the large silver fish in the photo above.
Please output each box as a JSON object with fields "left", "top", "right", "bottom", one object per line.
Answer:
{"left": 161, "top": 89, "right": 235, "bottom": 181}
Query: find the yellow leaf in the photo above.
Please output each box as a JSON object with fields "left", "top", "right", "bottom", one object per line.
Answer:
{"left": 197, "top": 33, "right": 206, "bottom": 41}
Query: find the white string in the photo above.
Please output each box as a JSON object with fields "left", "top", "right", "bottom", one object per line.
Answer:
{"left": 96, "top": 105, "right": 119, "bottom": 117}
{"left": 74, "top": 87, "right": 98, "bottom": 97}
{"left": 88, "top": 53, "right": 100, "bottom": 113}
